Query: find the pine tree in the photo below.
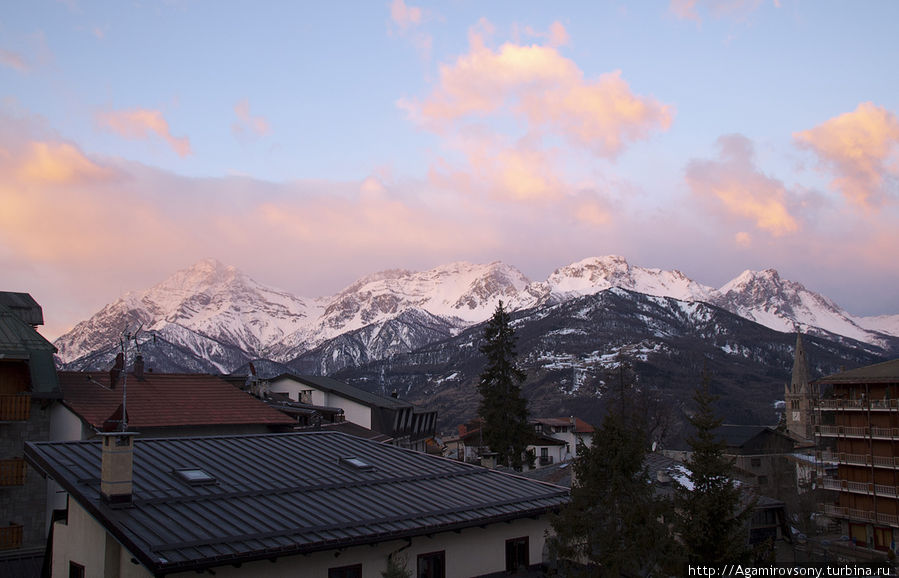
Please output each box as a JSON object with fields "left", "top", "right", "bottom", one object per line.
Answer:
{"left": 674, "top": 373, "right": 754, "bottom": 568}
{"left": 477, "top": 300, "right": 530, "bottom": 469}
{"left": 549, "top": 365, "right": 677, "bottom": 576}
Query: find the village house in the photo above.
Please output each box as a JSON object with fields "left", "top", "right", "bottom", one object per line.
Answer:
{"left": 25, "top": 430, "right": 569, "bottom": 577}
{"left": 264, "top": 373, "right": 438, "bottom": 452}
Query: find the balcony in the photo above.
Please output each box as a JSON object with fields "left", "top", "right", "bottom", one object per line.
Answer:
{"left": 819, "top": 504, "right": 899, "bottom": 528}
{"left": 0, "top": 395, "right": 30, "bottom": 422}
{"left": 820, "top": 477, "right": 899, "bottom": 498}
{"left": 816, "top": 425, "right": 899, "bottom": 439}
{"left": 816, "top": 450, "right": 899, "bottom": 469}
{"left": 0, "top": 523, "right": 22, "bottom": 550}
{"left": 817, "top": 399, "right": 899, "bottom": 412}
{"left": 816, "top": 425, "right": 868, "bottom": 438}
{"left": 0, "top": 458, "right": 26, "bottom": 486}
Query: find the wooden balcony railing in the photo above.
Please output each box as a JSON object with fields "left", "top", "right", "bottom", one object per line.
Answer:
{"left": 817, "top": 398, "right": 899, "bottom": 411}
{"left": 0, "top": 458, "right": 26, "bottom": 486}
{"left": 0, "top": 523, "right": 23, "bottom": 550}
{"left": 0, "top": 395, "right": 30, "bottom": 422}
{"left": 819, "top": 504, "right": 899, "bottom": 528}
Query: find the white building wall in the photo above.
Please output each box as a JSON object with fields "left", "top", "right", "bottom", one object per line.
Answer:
{"left": 268, "top": 378, "right": 373, "bottom": 429}
{"left": 53, "top": 500, "right": 552, "bottom": 578}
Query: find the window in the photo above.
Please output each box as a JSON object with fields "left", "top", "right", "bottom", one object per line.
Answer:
{"left": 299, "top": 389, "right": 314, "bottom": 404}
{"left": 328, "top": 564, "right": 362, "bottom": 578}
{"left": 750, "top": 457, "right": 761, "bottom": 468}
{"left": 417, "top": 551, "right": 445, "bottom": 578}
{"left": 506, "top": 537, "right": 529, "bottom": 572}
{"left": 68, "top": 562, "right": 85, "bottom": 578}
{"left": 758, "top": 475, "right": 769, "bottom": 485}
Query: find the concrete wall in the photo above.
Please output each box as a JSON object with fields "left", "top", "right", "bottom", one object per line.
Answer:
{"left": 52, "top": 499, "right": 553, "bottom": 578}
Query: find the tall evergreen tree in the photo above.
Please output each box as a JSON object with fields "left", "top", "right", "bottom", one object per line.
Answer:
{"left": 549, "top": 365, "right": 677, "bottom": 576}
{"left": 674, "top": 373, "right": 754, "bottom": 568}
{"left": 477, "top": 300, "right": 530, "bottom": 469}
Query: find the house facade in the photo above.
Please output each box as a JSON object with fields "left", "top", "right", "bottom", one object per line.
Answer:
{"left": 26, "top": 430, "right": 568, "bottom": 577}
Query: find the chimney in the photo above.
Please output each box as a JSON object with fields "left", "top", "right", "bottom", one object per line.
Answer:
{"left": 391, "top": 389, "right": 399, "bottom": 399}
{"left": 99, "top": 431, "right": 139, "bottom": 507}
{"left": 133, "top": 355, "right": 145, "bottom": 380}
{"left": 458, "top": 424, "right": 467, "bottom": 436}
{"left": 109, "top": 352, "right": 125, "bottom": 389}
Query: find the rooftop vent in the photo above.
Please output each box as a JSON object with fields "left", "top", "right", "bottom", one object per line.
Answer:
{"left": 173, "top": 468, "right": 216, "bottom": 486}
{"left": 338, "top": 457, "right": 375, "bottom": 472}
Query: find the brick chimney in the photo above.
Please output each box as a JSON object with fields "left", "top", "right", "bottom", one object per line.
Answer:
{"left": 133, "top": 354, "right": 145, "bottom": 380}
{"left": 99, "top": 431, "right": 139, "bottom": 507}
{"left": 109, "top": 352, "right": 125, "bottom": 389}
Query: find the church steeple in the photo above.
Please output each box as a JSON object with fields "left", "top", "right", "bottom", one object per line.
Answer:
{"left": 790, "top": 331, "right": 811, "bottom": 395}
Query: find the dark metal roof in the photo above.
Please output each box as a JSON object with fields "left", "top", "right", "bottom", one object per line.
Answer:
{"left": 814, "top": 358, "right": 899, "bottom": 385}
{"left": 714, "top": 424, "right": 772, "bottom": 448}
{"left": 26, "top": 431, "right": 568, "bottom": 575}
{"left": 0, "top": 291, "right": 44, "bottom": 326}
{"left": 274, "top": 373, "right": 413, "bottom": 410}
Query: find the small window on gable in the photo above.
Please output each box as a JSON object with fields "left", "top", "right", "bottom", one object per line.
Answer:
{"left": 173, "top": 468, "right": 216, "bottom": 486}
{"left": 69, "top": 561, "right": 85, "bottom": 578}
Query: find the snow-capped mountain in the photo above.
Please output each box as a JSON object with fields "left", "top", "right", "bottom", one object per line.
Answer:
{"left": 535, "top": 256, "right": 714, "bottom": 304}
{"left": 54, "top": 255, "right": 898, "bottom": 373}
{"left": 54, "top": 259, "right": 319, "bottom": 371}
{"left": 710, "top": 269, "right": 897, "bottom": 348}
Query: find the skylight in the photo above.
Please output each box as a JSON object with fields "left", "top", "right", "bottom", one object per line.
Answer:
{"left": 173, "top": 468, "right": 216, "bottom": 486}
{"left": 339, "top": 457, "right": 375, "bottom": 472}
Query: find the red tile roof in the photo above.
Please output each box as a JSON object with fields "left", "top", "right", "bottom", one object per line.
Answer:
{"left": 533, "top": 417, "right": 595, "bottom": 433}
{"left": 58, "top": 371, "right": 296, "bottom": 429}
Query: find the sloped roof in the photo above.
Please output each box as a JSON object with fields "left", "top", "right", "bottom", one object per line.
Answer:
{"left": 532, "top": 417, "right": 595, "bottom": 433}
{"left": 273, "top": 373, "right": 412, "bottom": 410}
{"left": 814, "top": 358, "right": 899, "bottom": 385}
{"left": 714, "top": 424, "right": 771, "bottom": 448}
{"left": 25, "top": 431, "right": 568, "bottom": 575}
{"left": 0, "top": 292, "right": 44, "bottom": 326}
{"left": 0, "top": 300, "right": 59, "bottom": 394}
{"left": 58, "top": 371, "right": 296, "bottom": 429}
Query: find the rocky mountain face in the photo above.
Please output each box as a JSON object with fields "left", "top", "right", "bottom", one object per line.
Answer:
{"left": 333, "top": 288, "right": 889, "bottom": 435}
{"left": 53, "top": 256, "right": 898, "bottom": 432}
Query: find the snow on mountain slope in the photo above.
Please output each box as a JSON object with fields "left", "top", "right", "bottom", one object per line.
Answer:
{"left": 711, "top": 269, "right": 893, "bottom": 347}
{"left": 856, "top": 314, "right": 899, "bottom": 338}
{"left": 55, "top": 259, "right": 318, "bottom": 364}
{"left": 534, "top": 256, "right": 715, "bottom": 303}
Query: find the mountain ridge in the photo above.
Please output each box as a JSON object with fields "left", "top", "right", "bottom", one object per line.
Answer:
{"left": 53, "top": 256, "right": 899, "bottom": 374}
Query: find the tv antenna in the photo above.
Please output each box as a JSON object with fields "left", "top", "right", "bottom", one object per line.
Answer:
{"left": 112, "top": 325, "right": 155, "bottom": 432}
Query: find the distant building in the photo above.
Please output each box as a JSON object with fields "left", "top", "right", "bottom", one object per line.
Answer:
{"left": 815, "top": 358, "right": 899, "bottom": 552}
{"left": 264, "top": 374, "right": 438, "bottom": 452}
{"left": 26, "top": 430, "right": 568, "bottom": 577}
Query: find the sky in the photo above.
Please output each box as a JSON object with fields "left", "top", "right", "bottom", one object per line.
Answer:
{"left": 2, "top": 0, "right": 898, "bottom": 341}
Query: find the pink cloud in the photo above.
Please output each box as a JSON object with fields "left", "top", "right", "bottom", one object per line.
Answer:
{"left": 670, "top": 0, "right": 767, "bottom": 24}
{"left": 686, "top": 134, "right": 802, "bottom": 236}
{"left": 390, "top": 0, "right": 422, "bottom": 31}
{"left": 232, "top": 99, "right": 270, "bottom": 141}
{"left": 794, "top": 102, "right": 899, "bottom": 209}
{"left": 0, "top": 49, "right": 28, "bottom": 72}
{"left": 16, "top": 141, "right": 116, "bottom": 184}
{"left": 404, "top": 22, "right": 672, "bottom": 159}
{"left": 97, "top": 108, "right": 192, "bottom": 157}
